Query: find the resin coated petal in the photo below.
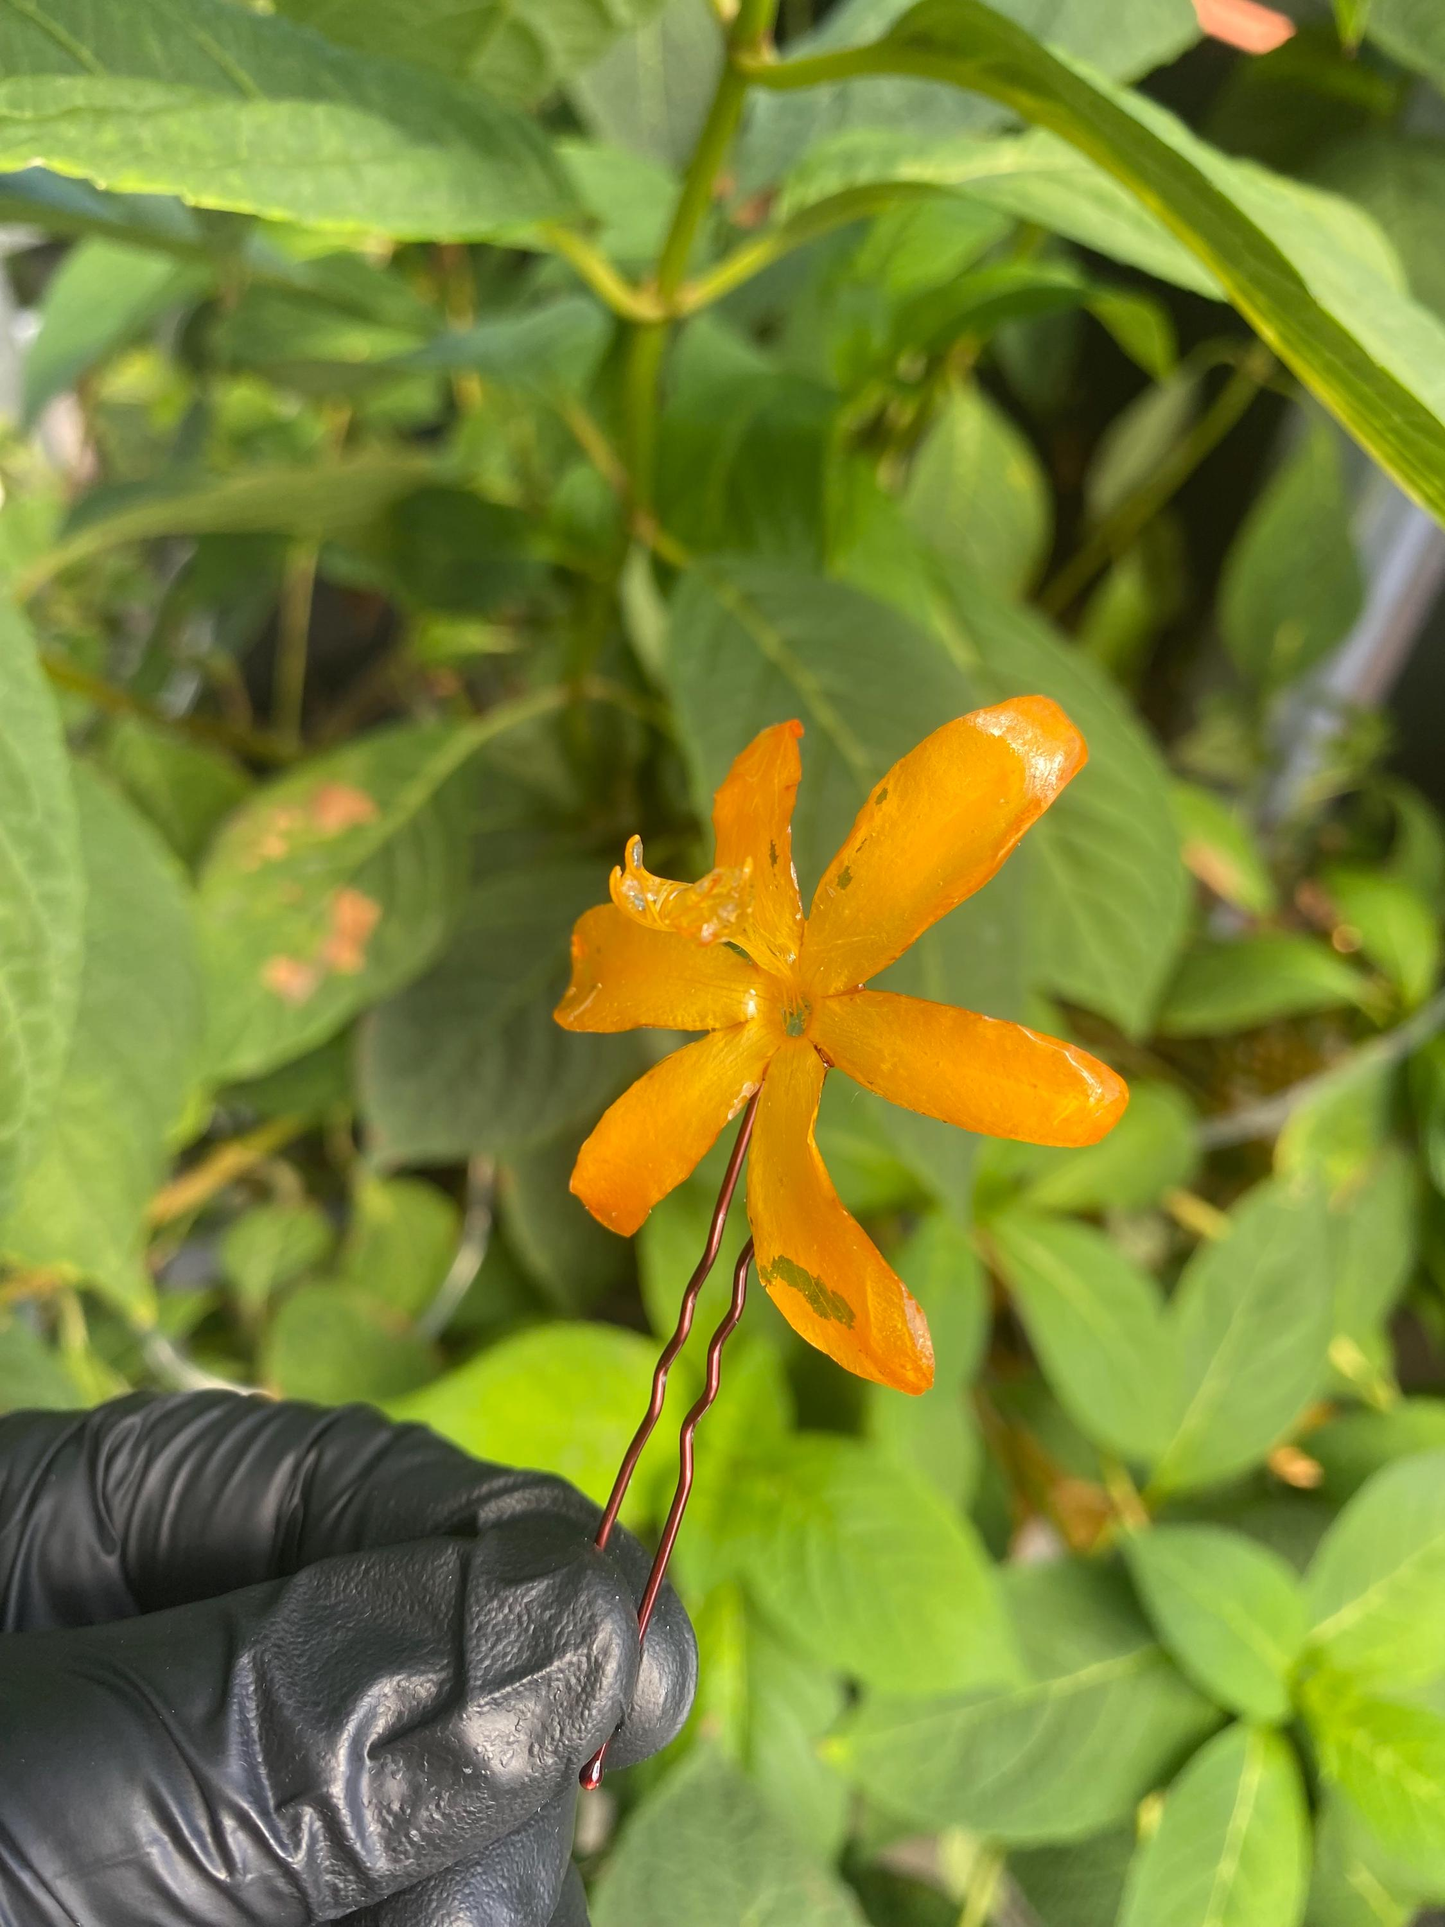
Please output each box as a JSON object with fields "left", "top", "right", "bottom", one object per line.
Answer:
{"left": 610, "top": 835, "right": 753, "bottom": 946}
{"left": 812, "top": 991, "right": 1128, "bottom": 1146}
{"left": 571, "top": 1020, "right": 780, "bottom": 1236}
{"left": 711, "top": 719, "right": 806, "bottom": 975}
{"left": 746, "top": 1039, "right": 934, "bottom": 1394}
{"left": 800, "top": 697, "right": 1086, "bottom": 997}
{"left": 555, "top": 904, "right": 762, "bottom": 1034}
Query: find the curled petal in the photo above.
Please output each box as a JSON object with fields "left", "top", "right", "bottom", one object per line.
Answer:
{"left": 571, "top": 1021, "right": 780, "bottom": 1236}
{"left": 711, "top": 720, "right": 805, "bottom": 975}
{"left": 555, "top": 904, "right": 762, "bottom": 1034}
{"left": 801, "top": 697, "right": 1086, "bottom": 996}
{"left": 746, "top": 1039, "right": 934, "bottom": 1394}
{"left": 610, "top": 835, "right": 753, "bottom": 945}
{"left": 811, "top": 991, "right": 1128, "bottom": 1146}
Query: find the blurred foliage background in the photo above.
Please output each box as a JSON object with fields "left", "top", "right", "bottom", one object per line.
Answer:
{"left": 3, "top": 0, "right": 1445, "bottom": 1921}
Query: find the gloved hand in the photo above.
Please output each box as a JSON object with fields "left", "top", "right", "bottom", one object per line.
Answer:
{"left": 0, "top": 1391, "right": 695, "bottom": 1927}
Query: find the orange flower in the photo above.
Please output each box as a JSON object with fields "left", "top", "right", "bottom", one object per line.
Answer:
{"left": 555, "top": 699, "right": 1128, "bottom": 1394}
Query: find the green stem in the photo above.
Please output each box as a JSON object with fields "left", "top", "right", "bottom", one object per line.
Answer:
{"left": 1039, "top": 343, "right": 1274, "bottom": 616}
{"left": 538, "top": 223, "right": 663, "bottom": 323}
{"left": 273, "top": 539, "right": 319, "bottom": 747}
{"left": 41, "top": 649, "right": 294, "bottom": 766}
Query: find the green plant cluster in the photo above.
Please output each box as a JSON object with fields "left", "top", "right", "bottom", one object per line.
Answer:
{"left": 3, "top": 0, "right": 1445, "bottom": 1921}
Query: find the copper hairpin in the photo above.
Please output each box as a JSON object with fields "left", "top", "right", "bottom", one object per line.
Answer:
{"left": 580, "top": 1092, "right": 760, "bottom": 1791}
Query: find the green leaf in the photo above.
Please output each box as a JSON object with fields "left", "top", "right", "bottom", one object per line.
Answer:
{"left": 102, "top": 718, "right": 251, "bottom": 869}
{"left": 735, "top": 1434, "right": 1016, "bottom": 1696}
{"left": 1312, "top": 135, "right": 1445, "bottom": 326}
{"left": 0, "top": 0, "right": 576, "bottom": 240}
{"left": 406, "top": 295, "right": 609, "bottom": 392}
{"left": 1306, "top": 1449, "right": 1445, "bottom": 1688}
{"left": 23, "top": 237, "right": 207, "bottom": 423}
{"left": 864, "top": 1212, "right": 987, "bottom": 1509}
{"left": 360, "top": 858, "right": 643, "bottom": 1166}
{"left": 1126, "top": 1525, "right": 1308, "bottom": 1724}
{"left": 1323, "top": 866, "right": 1439, "bottom": 1009}
{"left": 1171, "top": 780, "right": 1278, "bottom": 918}
{"left": 0, "top": 1317, "right": 82, "bottom": 1412}
{"left": 989, "top": 1208, "right": 1181, "bottom": 1460}
{"left": 940, "top": 572, "right": 1189, "bottom": 1034}
{"left": 0, "top": 599, "right": 83, "bottom": 1223}
{"left": 263, "top": 1282, "right": 436, "bottom": 1402}
{"left": 1009, "top": 1830, "right": 1137, "bottom": 1927}
{"left": 903, "top": 382, "right": 1052, "bottom": 597}
{"left": 1365, "top": 0, "right": 1445, "bottom": 92}
{"left": 1220, "top": 425, "right": 1364, "bottom": 692}
{"left": 568, "top": 0, "right": 723, "bottom": 170}
{"left": 499, "top": 1126, "right": 631, "bottom": 1314}
{"left": 199, "top": 721, "right": 483, "bottom": 1082}
{"left": 1150, "top": 1176, "right": 1333, "bottom": 1495}
{"left": 389, "top": 1321, "right": 685, "bottom": 1527}
{"left": 1085, "top": 367, "right": 1202, "bottom": 521}
{"left": 592, "top": 1746, "right": 867, "bottom": 1927}
{"left": 337, "top": 1174, "right": 459, "bottom": 1321}
{"left": 1305, "top": 1790, "right": 1421, "bottom": 1927}
{"left": 1304, "top": 1676, "right": 1445, "bottom": 1892}
{"left": 1158, "top": 935, "right": 1371, "bottom": 1038}
{"left": 1309, "top": 1401, "right": 1445, "bottom": 1502}
{"left": 1335, "top": 0, "right": 1374, "bottom": 51}
{"left": 221, "top": 1201, "right": 335, "bottom": 1309}
{"left": 685, "top": 1584, "right": 850, "bottom": 1861}
{"left": 1329, "top": 1146, "right": 1417, "bottom": 1356}
{"left": 787, "top": 0, "right": 1445, "bottom": 526}
{"left": 1012, "top": 1079, "right": 1200, "bottom": 1213}
{"left": 274, "top": 0, "right": 668, "bottom": 105}
{"left": 1, "top": 768, "right": 202, "bottom": 1317}
{"left": 831, "top": 1559, "right": 1217, "bottom": 1842}
{"left": 1118, "top": 1723, "right": 1310, "bottom": 1927}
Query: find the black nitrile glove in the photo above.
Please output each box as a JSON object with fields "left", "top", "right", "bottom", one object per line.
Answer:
{"left": 0, "top": 1392, "right": 696, "bottom": 1927}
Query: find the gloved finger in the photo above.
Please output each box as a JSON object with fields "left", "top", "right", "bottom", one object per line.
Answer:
{"left": 341, "top": 1791, "right": 579, "bottom": 1927}
{"left": 548, "top": 1865, "right": 590, "bottom": 1927}
{"left": 0, "top": 1523, "right": 636, "bottom": 1927}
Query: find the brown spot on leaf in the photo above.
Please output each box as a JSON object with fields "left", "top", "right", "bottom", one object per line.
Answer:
{"left": 262, "top": 956, "right": 322, "bottom": 1005}
{"left": 311, "top": 783, "right": 380, "bottom": 834}
{"left": 321, "top": 888, "right": 381, "bottom": 975}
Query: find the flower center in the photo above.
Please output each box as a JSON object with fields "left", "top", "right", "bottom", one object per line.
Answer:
{"left": 781, "top": 994, "right": 812, "bottom": 1038}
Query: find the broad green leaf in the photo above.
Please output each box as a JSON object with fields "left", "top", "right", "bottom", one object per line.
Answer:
{"left": 558, "top": 140, "right": 677, "bottom": 268}
{"left": 1304, "top": 1676, "right": 1445, "bottom": 1892}
{"left": 1, "top": 768, "right": 202, "bottom": 1317}
{"left": 831, "top": 1560, "right": 1217, "bottom": 1842}
{"left": 745, "top": 0, "right": 1202, "bottom": 199}
{"left": 499, "top": 1126, "right": 631, "bottom": 1314}
{"left": 1306, "top": 1449, "right": 1445, "bottom": 1687}
{"left": 102, "top": 719, "right": 250, "bottom": 870}
{"left": 337, "top": 1174, "right": 460, "bottom": 1321}
{"left": 568, "top": 0, "right": 723, "bottom": 169}
{"left": 939, "top": 572, "right": 1189, "bottom": 1034}
{"left": 1329, "top": 1146, "right": 1417, "bottom": 1354}
{"left": 263, "top": 1282, "right": 436, "bottom": 1402}
{"left": 1172, "top": 780, "right": 1278, "bottom": 917}
{"left": 0, "top": 599, "right": 83, "bottom": 1223}
{"left": 390, "top": 1322, "right": 686, "bottom": 1527}
{"left": 1009, "top": 1830, "right": 1136, "bottom": 1927}
{"left": 1274, "top": 1053, "right": 1397, "bottom": 1195}
{"left": 592, "top": 1747, "right": 867, "bottom": 1927}
{"left": 29, "top": 451, "right": 441, "bottom": 591}
{"left": 665, "top": 556, "right": 972, "bottom": 906}
{"left": 221, "top": 1202, "right": 335, "bottom": 1309}
{"left": 1324, "top": 866, "right": 1439, "bottom": 1009}
{"left": 199, "top": 722, "right": 479, "bottom": 1082}
{"left": 1313, "top": 135, "right": 1445, "bottom": 325}
{"left": 1150, "top": 1176, "right": 1333, "bottom": 1495}
{"left": 23, "top": 238, "right": 207, "bottom": 422}
{"left": 776, "top": 0, "right": 1445, "bottom": 525}
{"left": 274, "top": 0, "right": 668, "bottom": 104}
{"left": 865, "top": 1212, "right": 987, "bottom": 1509}
{"left": 989, "top": 1208, "right": 1181, "bottom": 1460}
{"left": 686, "top": 1585, "right": 850, "bottom": 1861}
{"left": 1158, "top": 935, "right": 1371, "bottom": 1038}
{"left": 1126, "top": 1525, "right": 1308, "bottom": 1724}
{"left": 1220, "top": 425, "right": 1364, "bottom": 692}
{"left": 735, "top": 1434, "right": 1015, "bottom": 1695}
{"left": 0, "top": 168, "right": 210, "bottom": 254}
{"left": 903, "top": 382, "right": 1052, "bottom": 597}
{"left": 406, "top": 295, "right": 609, "bottom": 391}
{"left": 1305, "top": 1794, "right": 1419, "bottom": 1927}
{"left": 0, "top": 0, "right": 576, "bottom": 240}
{"left": 1366, "top": 0, "right": 1445, "bottom": 92}
{"left": 1085, "top": 367, "right": 1202, "bottom": 521}
{"left": 1118, "top": 1724, "right": 1310, "bottom": 1927}
{"left": 1012, "top": 1080, "right": 1200, "bottom": 1213}
{"left": 360, "top": 859, "right": 643, "bottom": 1166}
{"left": 0, "top": 1317, "right": 81, "bottom": 1412}
{"left": 1335, "top": 0, "right": 1374, "bottom": 51}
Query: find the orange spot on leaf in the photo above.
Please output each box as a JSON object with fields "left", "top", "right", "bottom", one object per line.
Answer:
{"left": 321, "top": 888, "right": 381, "bottom": 975}
{"left": 1193, "top": 0, "right": 1295, "bottom": 53}
{"left": 262, "top": 956, "right": 322, "bottom": 1005}
{"left": 310, "top": 783, "right": 380, "bottom": 834}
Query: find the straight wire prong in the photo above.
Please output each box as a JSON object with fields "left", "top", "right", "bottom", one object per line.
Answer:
{"left": 580, "top": 1234, "right": 756, "bottom": 1792}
